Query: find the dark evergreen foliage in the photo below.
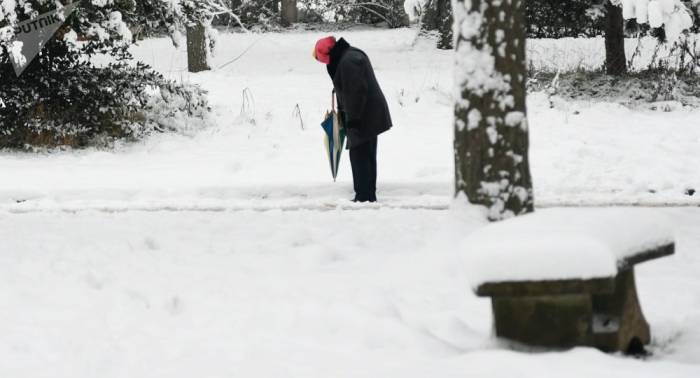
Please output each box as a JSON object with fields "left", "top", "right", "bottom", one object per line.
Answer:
{"left": 526, "top": 0, "right": 607, "bottom": 38}
{"left": 0, "top": 61, "right": 208, "bottom": 149}
{"left": 0, "top": 1, "right": 208, "bottom": 149}
{"left": 297, "top": 0, "right": 408, "bottom": 28}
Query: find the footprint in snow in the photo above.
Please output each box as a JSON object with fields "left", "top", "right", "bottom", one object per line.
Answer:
{"left": 144, "top": 237, "right": 159, "bottom": 250}
{"left": 166, "top": 296, "right": 184, "bottom": 316}
{"left": 84, "top": 272, "right": 105, "bottom": 290}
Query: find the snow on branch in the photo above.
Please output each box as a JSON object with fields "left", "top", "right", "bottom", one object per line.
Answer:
{"left": 403, "top": 0, "right": 429, "bottom": 21}
{"left": 615, "top": 0, "right": 694, "bottom": 41}
{"left": 178, "top": 0, "right": 248, "bottom": 32}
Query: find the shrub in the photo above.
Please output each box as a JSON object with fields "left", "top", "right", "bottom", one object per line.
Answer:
{"left": 0, "top": 1, "right": 210, "bottom": 149}
{"left": 300, "top": 0, "right": 409, "bottom": 27}
{"left": 0, "top": 62, "right": 209, "bottom": 149}
{"left": 526, "top": 0, "right": 607, "bottom": 38}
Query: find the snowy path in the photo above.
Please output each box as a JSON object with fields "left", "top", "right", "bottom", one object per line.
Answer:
{"left": 1, "top": 30, "right": 699, "bottom": 210}
{"left": 1, "top": 207, "right": 700, "bottom": 377}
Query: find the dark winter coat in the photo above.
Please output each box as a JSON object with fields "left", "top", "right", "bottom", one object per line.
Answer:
{"left": 327, "top": 38, "right": 392, "bottom": 149}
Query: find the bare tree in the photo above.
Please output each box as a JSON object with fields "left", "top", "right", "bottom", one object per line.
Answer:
{"left": 453, "top": 0, "right": 534, "bottom": 220}
{"left": 182, "top": 0, "right": 249, "bottom": 73}
{"left": 186, "top": 22, "right": 210, "bottom": 72}
{"left": 605, "top": 0, "right": 627, "bottom": 75}
{"left": 281, "top": 0, "right": 298, "bottom": 26}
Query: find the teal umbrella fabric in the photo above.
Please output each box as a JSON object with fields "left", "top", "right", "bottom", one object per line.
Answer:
{"left": 321, "top": 109, "right": 346, "bottom": 181}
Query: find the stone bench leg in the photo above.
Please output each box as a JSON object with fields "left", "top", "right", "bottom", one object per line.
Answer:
{"left": 490, "top": 268, "right": 650, "bottom": 353}
{"left": 591, "top": 268, "right": 650, "bottom": 353}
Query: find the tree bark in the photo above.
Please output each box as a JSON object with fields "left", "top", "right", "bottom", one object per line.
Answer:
{"left": 453, "top": 0, "right": 534, "bottom": 220}
{"left": 281, "top": 0, "right": 298, "bottom": 26}
{"left": 605, "top": 1, "right": 627, "bottom": 75}
{"left": 186, "top": 22, "right": 210, "bottom": 73}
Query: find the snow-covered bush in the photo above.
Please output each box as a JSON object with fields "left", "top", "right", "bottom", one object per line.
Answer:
{"left": 0, "top": 1, "right": 210, "bottom": 149}
{"left": 192, "top": 0, "right": 293, "bottom": 30}
{"left": 343, "top": 0, "right": 409, "bottom": 27}
{"left": 232, "top": 0, "right": 280, "bottom": 30}
{"left": 521, "top": 0, "right": 698, "bottom": 39}
{"left": 1, "top": 1, "right": 135, "bottom": 66}
{"left": 614, "top": 0, "right": 695, "bottom": 41}
{"left": 206, "top": 0, "right": 412, "bottom": 28}
{"left": 527, "top": 69, "right": 700, "bottom": 108}
{"left": 0, "top": 62, "right": 209, "bottom": 149}
{"left": 122, "top": 0, "right": 182, "bottom": 40}
{"left": 405, "top": 0, "right": 452, "bottom": 49}
{"left": 687, "top": 0, "right": 700, "bottom": 31}
{"left": 526, "top": 0, "right": 608, "bottom": 38}
{"left": 403, "top": 0, "right": 427, "bottom": 20}
{"left": 614, "top": 0, "right": 699, "bottom": 72}
{"left": 302, "top": 0, "right": 409, "bottom": 27}
{"left": 124, "top": 0, "right": 247, "bottom": 37}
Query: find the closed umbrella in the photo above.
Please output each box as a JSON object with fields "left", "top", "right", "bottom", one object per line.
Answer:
{"left": 320, "top": 90, "right": 346, "bottom": 181}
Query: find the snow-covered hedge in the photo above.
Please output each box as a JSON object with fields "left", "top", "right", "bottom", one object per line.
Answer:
{"left": 300, "top": 0, "right": 409, "bottom": 27}
{"left": 616, "top": 0, "right": 696, "bottom": 40}
{"left": 525, "top": 0, "right": 698, "bottom": 39}
{"left": 0, "top": 62, "right": 209, "bottom": 149}
{"left": 0, "top": 1, "right": 211, "bottom": 149}
{"left": 526, "top": 0, "right": 608, "bottom": 38}
{"left": 1, "top": 1, "right": 136, "bottom": 65}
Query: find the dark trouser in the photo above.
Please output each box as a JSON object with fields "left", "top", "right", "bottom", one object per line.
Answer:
{"left": 349, "top": 136, "right": 378, "bottom": 202}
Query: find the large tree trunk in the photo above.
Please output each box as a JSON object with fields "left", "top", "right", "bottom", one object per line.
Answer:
{"left": 186, "top": 22, "right": 210, "bottom": 73}
{"left": 605, "top": 1, "right": 627, "bottom": 75}
{"left": 453, "top": 0, "right": 534, "bottom": 220}
{"left": 281, "top": 0, "right": 298, "bottom": 26}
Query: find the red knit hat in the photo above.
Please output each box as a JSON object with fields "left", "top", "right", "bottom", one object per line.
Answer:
{"left": 313, "top": 36, "right": 336, "bottom": 64}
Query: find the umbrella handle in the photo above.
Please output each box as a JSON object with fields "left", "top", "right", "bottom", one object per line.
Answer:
{"left": 331, "top": 89, "right": 336, "bottom": 112}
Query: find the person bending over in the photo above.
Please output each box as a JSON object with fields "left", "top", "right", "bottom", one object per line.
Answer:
{"left": 313, "top": 36, "right": 393, "bottom": 203}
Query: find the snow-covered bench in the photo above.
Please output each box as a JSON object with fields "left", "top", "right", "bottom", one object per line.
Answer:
{"left": 462, "top": 208, "right": 675, "bottom": 353}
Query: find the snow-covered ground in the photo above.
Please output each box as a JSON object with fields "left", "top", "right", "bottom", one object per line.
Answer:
{"left": 1, "top": 28, "right": 699, "bottom": 377}
{"left": 0, "top": 29, "right": 698, "bottom": 210}
{"left": 1, "top": 207, "right": 699, "bottom": 377}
